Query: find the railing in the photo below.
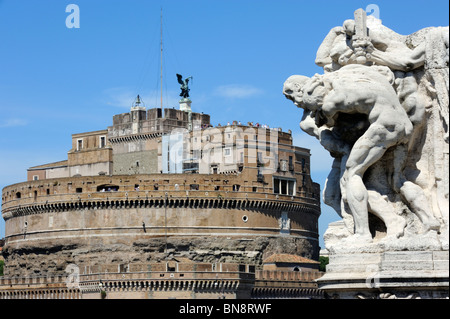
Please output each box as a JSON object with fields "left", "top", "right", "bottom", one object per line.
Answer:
{"left": 2, "top": 184, "right": 320, "bottom": 220}
{"left": 255, "top": 270, "right": 324, "bottom": 282}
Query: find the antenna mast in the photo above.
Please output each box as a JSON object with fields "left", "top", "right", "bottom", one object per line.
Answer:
{"left": 160, "top": 8, "right": 163, "bottom": 109}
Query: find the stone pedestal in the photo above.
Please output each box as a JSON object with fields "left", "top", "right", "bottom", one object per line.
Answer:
{"left": 179, "top": 98, "right": 192, "bottom": 112}
{"left": 317, "top": 223, "right": 449, "bottom": 299}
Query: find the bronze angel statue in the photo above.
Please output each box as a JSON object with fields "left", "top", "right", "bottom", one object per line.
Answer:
{"left": 176, "top": 73, "right": 193, "bottom": 99}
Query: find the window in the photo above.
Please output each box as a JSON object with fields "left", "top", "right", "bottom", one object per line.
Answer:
{"left": 97, "top": 185, "right": 119, "bottom": 192}
{"left": 224, "top": 148, "right": 231, "bottom": 156}
{"left": 190, "top": 184, "right": 199, "bottom": 190}
{"left": 77, "top": 139, "right": 83, "bottom": 151}
{"left": 33, "top": 175, "right": 39, "bottom": 181}
{"left": 99, "top": 136, "right": 106, "bottom": 148}
{"left": 273, "top": 178, "right": 296, "bottom": 196}
{"left": 232, "top": 184, "right": 240, "bottom": 192}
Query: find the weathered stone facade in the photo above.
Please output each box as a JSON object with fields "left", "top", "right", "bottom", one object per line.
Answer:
{"left": 0, "top": 262, "right": 324, "bottom": 299}
{"left": 1, "top": 99, "right": 321, "bottom": 289}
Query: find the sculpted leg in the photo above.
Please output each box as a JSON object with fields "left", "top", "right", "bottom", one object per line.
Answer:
{"left": 399, "top": 182, "right": 441, "bottom": 232}
{"left": 392, "top": 144, "right": 441, "bottom": 232}
{"left": 367, "top": 190, "right": 406, "bottom": 239}
{"left": 345, "top": 174, "right": 371, "bottom": 241}
{"left": 323, "top": 158, "right": 344, "bottom": 217}
{"left": 342, "top": 124, "right": 400, "bottom": 242}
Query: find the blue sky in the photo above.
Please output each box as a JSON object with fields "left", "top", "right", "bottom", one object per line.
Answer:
{"left": 0, "top": 0, "right": 448, "bottom": 247}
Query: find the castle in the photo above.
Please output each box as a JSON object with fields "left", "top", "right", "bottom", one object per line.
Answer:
{"left": 0, "top": 95, "right": 322, "bottom": 299}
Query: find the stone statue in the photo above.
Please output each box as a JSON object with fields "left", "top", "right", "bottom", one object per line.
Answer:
{"left": 284, "top": 9, "right": 449, "bottom": 252}
{"left": 177, "top": 73, "right": 193, "bottom": 99}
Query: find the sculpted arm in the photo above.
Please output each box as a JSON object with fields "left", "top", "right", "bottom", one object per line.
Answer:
{"left": 368, "top": 42, "right": 426, "bottom": 72}
{"left": 300, "top": 109, "right": 350, "bottom": 157}
{"left": 299, "top": 109, "right": 320, "bottom": 138}
{"left": 315, "top": 26, "right": 344, "bottom": 67}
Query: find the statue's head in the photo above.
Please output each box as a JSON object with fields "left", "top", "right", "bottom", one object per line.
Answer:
{"left": 284, "top": 74, "right": 326, "bottom": 112}
{"left": 283, "top": 75, "right": 310, "bottom": 108}
{"left": 342, "top": 19, "right": 355, "bottom": 36}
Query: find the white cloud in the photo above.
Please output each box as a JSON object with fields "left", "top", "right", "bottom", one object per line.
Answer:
{"left": 0, "top": 118, "right": 28, "bottom": 128}
{"left": 213, "top": 84, "right": 263, "bottom": 99}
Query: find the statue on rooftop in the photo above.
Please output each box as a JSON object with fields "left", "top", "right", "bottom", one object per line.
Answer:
{"left": 177, "top": 73, "right": 193, "bottom": 99}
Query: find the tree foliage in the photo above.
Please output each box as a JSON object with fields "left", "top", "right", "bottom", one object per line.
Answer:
{"left": 319, "top": 256, "right": 329, "bottom": 272}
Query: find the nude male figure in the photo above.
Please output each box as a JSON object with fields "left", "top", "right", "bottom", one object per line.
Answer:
{"left": 284, "top": 65, "right": 440, "bottom": 243}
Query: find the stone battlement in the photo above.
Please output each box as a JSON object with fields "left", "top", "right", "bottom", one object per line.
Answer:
{"left": 2, "top": 174, "right": 320, "bottom": 221}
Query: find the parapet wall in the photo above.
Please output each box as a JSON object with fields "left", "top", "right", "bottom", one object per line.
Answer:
{"left": 0, "top": 263, "right": 324, "bottom": 299}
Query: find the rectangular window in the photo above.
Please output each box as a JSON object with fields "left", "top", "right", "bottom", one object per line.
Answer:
{"left": 280, "top": 180, "right": 287, "bottom": 195}
{"left": 274, "top": 180, "right": 280, "bottom": 194}
{"left": 77, "top": 139, "right": 83, "bottom": 151}
{"left": 33, "top": 175, "right": 39, "bottom": 181}
{"left": 224, "top": 148, "right": 231, "bottom": 156}
{"left": 273, "top": 177, "right": 296, "bottom": 196}
{"left": 100, "top": 136, "right": 106, "bottom": 148}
